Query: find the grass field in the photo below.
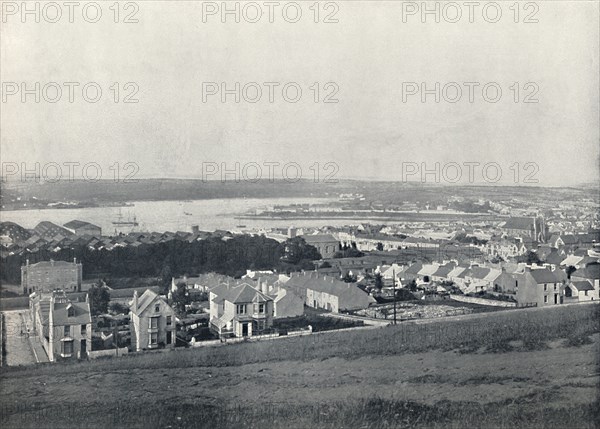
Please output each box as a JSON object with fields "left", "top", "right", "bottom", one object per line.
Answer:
{"left": 1, "top": 303, "right": 598, "bottom": 428}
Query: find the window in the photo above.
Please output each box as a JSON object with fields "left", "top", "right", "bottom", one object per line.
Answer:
{"left": 81, "top": 324, "right": 87, "bottom": 335}
{"left": 150, "top": 317, "right": 159, "bottom": 329}
{"left": 584, "top": 290, "right": 588, "bottom": 296}
{"left": 149, "top": 333, "right": 158, "bottom": 345}
{"left": 554, "top": 284, "right": 557, "bottom": 290}
{"left": 67, "top": 305, "right": 75, "bottom": 317}
{"left": 236, "top": 304, "right": 247, "bottom": 315}
{"left": 166, "top": 316, "right": 172, "bottom": 326}
{"left": 258, "top": 303, "right": 265, "bottom": 314}
{"left": 64, "top": 325, "right": 70, "bottom": 336}
{"left": 62, "top": 340, "right": 73, "bottom": 356}
{"left": 166, "top": 331, "right": 172, "bottom": 345}
{"left": 543, "top": 284, "right": 547, "bottom": 291}
{"left": 155, "top": 304, "right": 160, "bottom": 312}
{"left": 544, "top": 296, "right": 548, "bottom": 303}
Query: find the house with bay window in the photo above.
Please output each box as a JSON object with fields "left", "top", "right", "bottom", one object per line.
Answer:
{"left": 30, "top": 290, "right": 92, "bottom": 362}
{"left": 209, "top": 283, "right": 274, "bottom": 338}
{"left": 130, "top": 289, "right": 176, "bottom": 351}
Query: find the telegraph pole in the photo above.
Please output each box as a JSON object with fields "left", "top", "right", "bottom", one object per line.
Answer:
{"left": 113, "top": 320, "right": 119, "bottom": 357}
{"left": 393, "top": 269, "right": 397, "bottom": 325}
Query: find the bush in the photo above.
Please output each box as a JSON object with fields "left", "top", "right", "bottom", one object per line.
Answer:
{"left": 565, "top": 334, "right": 593, "bottom": 347}
{"left": 109, "top": 302, "right": 130, "bottom": 315}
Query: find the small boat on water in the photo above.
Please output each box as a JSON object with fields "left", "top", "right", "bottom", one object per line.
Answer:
{"left": 184, "top": 212, "right": 192, "bottom": 216}
{"left": 236, "top": 224, "right": 247, "bottom": 228}
{"left": 112, "top": 209, "right": 139, "bottom": 226}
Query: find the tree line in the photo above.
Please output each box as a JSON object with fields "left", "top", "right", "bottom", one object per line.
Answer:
{"left": 0, "top": 235, "right": 321, "bottom": 286}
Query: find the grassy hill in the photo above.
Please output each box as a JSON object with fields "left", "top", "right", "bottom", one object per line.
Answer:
{"left": 1, "top": 303, "right": 598, "bottom": 428}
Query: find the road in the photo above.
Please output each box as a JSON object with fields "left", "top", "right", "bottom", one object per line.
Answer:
{"left": 1, "top": 310, "right": 47, "bottom": 366}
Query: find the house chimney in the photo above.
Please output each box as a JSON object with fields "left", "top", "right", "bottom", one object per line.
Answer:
{"left": 132, "top": 290, "right": 138, "bottom": 312}
{"left": 74, "top": 257, "right": 77, "bottom": 264}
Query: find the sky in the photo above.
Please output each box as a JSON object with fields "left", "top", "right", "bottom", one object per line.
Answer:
{"left": 1, "top": 1, "right": 599, "bottom": 186}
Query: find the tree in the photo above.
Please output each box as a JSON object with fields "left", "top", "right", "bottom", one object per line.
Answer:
{"left": 333, "top": 247, "right": 364, "bottom": 258}
{"left": 109, "top": 302, "right": 129, "bottom": 315}
{"left": 490, "top": 255, "right": 505, "bottom": 264}
{"left": 407, "top": 279, "right": 417, "bottom": 292}
{"left": 159, "top": 264, "right": 172, "bottom": 294}
{"left": 342, "top": 272, "right": 357, "bottom": 283}
{"left": 172, "top": 282, "right": 191, "bottom": 315}
{"left": 88, "top": 284, "right": 110, "bottom": 316}
{"left": 374, "top": 273, "right": 384, "bottom": 290}
{"left": 280, "top": 237, "right": 321, "bottom": 265}
{"left": 518, "top": 250, "right": 541, "bottom": 265}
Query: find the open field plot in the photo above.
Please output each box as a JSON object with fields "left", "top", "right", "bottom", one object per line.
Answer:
{"left": 1, "top": 303, "right": 598, "bottom": 428}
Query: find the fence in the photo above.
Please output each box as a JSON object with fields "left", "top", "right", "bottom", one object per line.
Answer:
{"left": 88, "top": 347, "right": 128, "bottom": 359}
{"left": 189, "top": 327, "right": 313, "bottom": 348}
{"left": 450, "top": 295, "right": 517, "bottom": 307}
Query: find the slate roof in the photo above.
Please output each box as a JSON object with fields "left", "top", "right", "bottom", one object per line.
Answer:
{"left": 212, "top": 283, "right": 272, "bottom": 304}
{"left": 0, "top": 221, "right": 32, "bottom": 242}
{"left": 572, "top": 265, "right": 600, "bottom": 280}
{"left": 502, "top": 217, "right": 534, "bottom": 230}
{"left": 34, "top": 221, "right": 73, "bottom": 239}
{"left": 529, "top": 269, "right": 558, "bottom": 284}
{"left": 52, "top": 301, "right": 92, "bottom": 325}
{"left": 25, "top": 260, "right": 80, "bottom": 269}
{"left": 133, "top": 289, "right": 170, "bottom": 315}
{"left": 432, "top": 262, "right": 457, "bottom": 278}
{"left": 571, "top": 281, "right": 594, "bottom": 291}
{"left": 34, "top": 292, "right": 91, "bottom": 326}
{"left": 301, "top": 234, "right": 339, "bottom": 243}
{"left": 285, "top": 272, "right": 375, "bottom": 310}
{"left": 403, "top": 262, "right": 423, "bottom": 275}
{"left": 64, "top": 220, "right": 100, "bottom": 230}
{"left": 110, "top": 286, "right": 160, "bottom": 299}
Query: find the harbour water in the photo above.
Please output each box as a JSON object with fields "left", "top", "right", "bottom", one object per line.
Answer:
{"left": 0, "top": 197, "right": 350, "bottom": 233}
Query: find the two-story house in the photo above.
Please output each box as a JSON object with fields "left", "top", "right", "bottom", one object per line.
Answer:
{"left": 209, "top": 283, "right": 274, "bottom": 338}
{"left": 130, "top": 289, "right": 176, "bottom": 351}
{"left": 570, "top": 264, "right": 600, "bottom": 301}
{"left": 514, "top": 267, "right": 564, "bottom": 307}
{"left": 30, "top": 290, "right": 92, "bottom": 362}
{"left": 300, "top": 234, "right": 340, "bottom": 259}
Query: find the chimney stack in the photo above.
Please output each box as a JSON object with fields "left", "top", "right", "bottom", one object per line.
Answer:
{"left": 132, "top": 290, "right": 138, "bottom": 312}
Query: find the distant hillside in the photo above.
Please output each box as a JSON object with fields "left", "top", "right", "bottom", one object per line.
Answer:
{"left": 1, "top": 179, "right": 597, "bottom": 208}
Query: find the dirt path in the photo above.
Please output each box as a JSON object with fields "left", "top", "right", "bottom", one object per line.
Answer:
{"left": 2, "top": 311, "right": 36, "bottom": 366}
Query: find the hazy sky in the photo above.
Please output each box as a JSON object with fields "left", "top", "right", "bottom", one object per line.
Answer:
{"left": 1, "top": 1, "right": 599, "bottom": 186}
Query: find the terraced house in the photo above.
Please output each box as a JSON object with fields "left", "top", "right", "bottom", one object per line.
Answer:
{"left": 209, "top": 283, "right": 274, "bottom": 338}
{"left": 285, "top": 272, "right": 375, "bottom": 313}
{"left": 30, "top": 290, "right": 92, "bottom": 362}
